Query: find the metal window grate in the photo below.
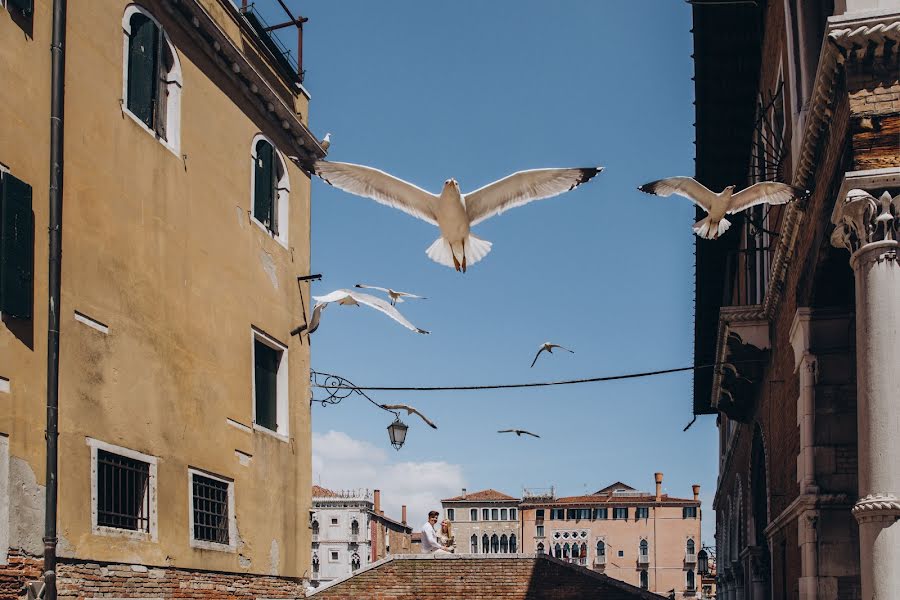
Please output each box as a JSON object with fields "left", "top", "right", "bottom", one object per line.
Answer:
{"left": 97, "top": 449, "right": 150, "bottom": 531}
{"left": 192, "top": 473, "right": 229, "bottom": 544}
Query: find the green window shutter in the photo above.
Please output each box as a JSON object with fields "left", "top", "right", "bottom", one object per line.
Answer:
{"left": 0, "top": 173, "right": 34, "bottom": 319}
{"left": 127, "top": 15, "right": 160, "bottom": 129}
{"left": 7, "top": 0, "right": 33, "bottom": 16}
{"left": 253, "top": 141, "right": 275, "bottom": 230}
{"left": 253, "top": 339, "right": 279, "bottom": 430}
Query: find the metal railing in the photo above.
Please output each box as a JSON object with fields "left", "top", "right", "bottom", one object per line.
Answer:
{"left": 685, "top": 552, "right": 697, "bottom": 563}
{"left": 638, "top": 552, "right": 650, "bottom": 564}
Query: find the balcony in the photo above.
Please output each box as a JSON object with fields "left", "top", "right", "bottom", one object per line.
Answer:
{"left": 685, "top": 552, "right": 697, "bottom": 564}
{"left": 311, "top": 533, "right": 319, "bottom": 543}
{"left": 350, "top": 533, "right": 359, "bottom": 543}
{"left": 638, "top": 553, "right": 649, "bottom": 565}
{"left": 594, "top": 555, "right": 606, "bottom": 566}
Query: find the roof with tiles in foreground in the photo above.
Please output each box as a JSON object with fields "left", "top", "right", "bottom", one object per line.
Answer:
{"left": 307, "top": 554, "right": 667, "bottom": 600}
{"left": 442, "top": 488, "right": 520, "bottom": 502}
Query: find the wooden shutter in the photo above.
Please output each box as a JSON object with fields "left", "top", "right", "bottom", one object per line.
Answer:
{"left": 253, "top": 141, "right": 275, "bottom": 230}
{"left": 253, "top": 340, "right": 279, "bottom": 430}
{"left": 127, "top": 15, "right": 160, "bottom": 129}
{"left": 7, "top": 0, "right": 33, "bottom": 15}
{"left": 0, "top": 173, "right": 34, "bottom": 319}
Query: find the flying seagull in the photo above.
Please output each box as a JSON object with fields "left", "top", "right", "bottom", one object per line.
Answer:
{"left": 380, "top": 404, "right": 438, "bottom": 429}
{"left": 498, "top": 429, "right": 540, "bottom": 438}
{"left": 355, "top": 284, "right": 427, "bottom": 306}
{"left": 531, "top": 342, "right": 574, "bottom": 368}
{"left": 307, "top": 302, "right": 328, "bottom": 335}
{"left": 312, "top": 289, "right": 429, "bottom": 334}
{"left": 314, "top": 160, "right": 603, "bottom": 272}
{"left": 638, "top": 177, "right": 805, "bottom": 239}
{"left": 320, "top": 133, "right": 331, "bottom": 152}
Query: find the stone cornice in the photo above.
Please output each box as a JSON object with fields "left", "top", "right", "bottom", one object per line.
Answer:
{"left": 163, "top": 0, "right": 326, "bottom": 165}
{"left": 763, "top": 492, "right": 853, "bottom": 540}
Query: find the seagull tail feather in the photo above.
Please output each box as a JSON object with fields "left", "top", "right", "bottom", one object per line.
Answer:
{"left": 426, "top": 237, "right": 457, "bottom": 269}
{"left": 464, "top": 234, "right": 493, "bottom": 266}
{"left": 692, "top": 215, "right": 731, "bottom": 240}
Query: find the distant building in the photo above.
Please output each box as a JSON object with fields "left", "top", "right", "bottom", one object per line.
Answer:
{"left": 310, "top": 487, "right": 411, "bottom": 588}
{"left": 519, "top": 473, "right": 702, "bottom": 599}
{"left": 441, "top": 488, "right": 521, "bottom": 554}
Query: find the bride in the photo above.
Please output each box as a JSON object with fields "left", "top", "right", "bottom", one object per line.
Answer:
{"left": 439, "top": 520, "right": 456, "bottom": 553}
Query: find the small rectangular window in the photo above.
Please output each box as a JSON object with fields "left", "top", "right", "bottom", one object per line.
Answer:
{"left": 330, "top": 551, "right": 339, "bottom": 561}
{"left": 536, "top": 525, "right": 544, "bottom": 537}
{"left": 191, "top": 472, "right": 231, "bottom": 545}
{"left": 446, "top": 508, "right": 455, "bottom": 521}
{"left": 491, "top": 508, "right": 499, "bottom": 520}
{"left": 618, "top": 550, "right": 624, "bottom": 557}
{"left": 613, "top": 507, "right": 628, "bottom": 520}
{"left": 500, "top": 508, "right": 508, "bottom": 520}
{"left": 331, "top": 517, "right": 338, "bottom": 525}
{"left": 636, "top": 507, "right": 649, "bottom": 519}
{"left": 482, "top": 508, "right": 489, "bottom": 521}
{"left": 594, "top": 508, "right": 608, "bottom": 520}
{"left": 536, "top": 509, "right": 545, "bottom": 520}
{"left": 470, "top": 508, "right": 478, "bottom": 521}
{"left": 96, "top": 449, "right": 150, "bottom": 532}
{"left": 510, "top": 508, "right": 517, "bottom": 521}
{"left": 683, "top": 506, "right": 698, "bottom": 519}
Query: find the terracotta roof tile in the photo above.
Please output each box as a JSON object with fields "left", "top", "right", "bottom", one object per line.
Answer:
{"left": 312, "top": 485, "right": 339, "bottom": 497}
{"left": 442, "top": 489, "right": 519, "bottom": 502}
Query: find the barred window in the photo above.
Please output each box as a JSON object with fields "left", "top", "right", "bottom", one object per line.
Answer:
{"left": 96, "top": 449, "right": 151, "bottom": 532}
{"left": 191, "top": 472, "right": 231, "bottom": 545}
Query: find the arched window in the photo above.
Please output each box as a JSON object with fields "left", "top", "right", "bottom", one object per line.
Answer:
{"left": 122, "top": 6, "right": 182, "bottom": 152}
{"left": 311, "top": 520, "right": 319, "bottom": 535}
{"left": 482, "top": 534, "right": 489, "bottom": 554}
{"left": 312, "top": 553, "right": 319, "bottom": 572}
{"left": 470, "top": 534, "right": 478, "bottom": 553}
{"left": 554, "top": 543, "right": 561, "bottom": 558}
{"left": 687, "top": 569, "right": 696, "bottom": 590}
{"left": 580, "top": 542, "right": 587, "bottom": 560}
{"left": 351, "top": 552, "right": 360, "bottom": 571}
{"left": 686, "top": 538, "right": 695, "bottom": 554}
{"left": 639, "top": 539, "right": 648, "bottom": 557}
{"left": 251, "top": 135, "right": 290, "bottom": 244}
{"left": 571, "top": 543, "right": 580, "bottom": 558}
{"left": 490, "top": 534, "right": 499, "bottom": 553}
{"left": 537, "top": 542, "right": 545, "bottom": 554}
{"left": 640, "top": 570, "right": 649, "bottom": 590}
{"left": 510, "top": 534, "right": 517, "bottom": 553}
{"left": 563, "top": 543, "right": 570, "bottom": 558}
{"left": 596, "top": 540, "right": 606, "bottom": 556}
{"left": 351, "top": 520, "right": 359, "bottom": 535}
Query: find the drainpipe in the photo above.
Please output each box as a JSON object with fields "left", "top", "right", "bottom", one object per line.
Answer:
{"left": 44, "top": 0, "right": 67, "bottom": 598}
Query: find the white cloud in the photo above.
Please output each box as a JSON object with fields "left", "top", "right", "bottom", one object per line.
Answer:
{"left": 312, "top": 430, "right": 465, "bottom": 531}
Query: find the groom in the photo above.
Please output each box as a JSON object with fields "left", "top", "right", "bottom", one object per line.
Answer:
{"left": 420, "top": 510, "right": 451, "bottom": 555}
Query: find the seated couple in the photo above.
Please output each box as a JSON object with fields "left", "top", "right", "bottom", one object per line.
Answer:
{"left": 421, "top": 510, "right": 455, "bottom": 555}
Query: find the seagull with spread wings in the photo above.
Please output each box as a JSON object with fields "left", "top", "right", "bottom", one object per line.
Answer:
{"left": 380, "top": 404, "right": 438, "bottom": 429}
{"left": 531, "top": 342, "right": 574, "bottom": 368}
{"left": 498, "top": 429, "right": 541, "bottom": 438}
{"left": 355, "top": 284, "right": 427, "bottom": 306}
{"left": 312, "top": 289, "right": 429, "bottom": 334}
{"left": 315, "top": 160, "right": 603, "bottom": 272}
{"left": 638, "top": 177, "right": 806, "bottom": 239}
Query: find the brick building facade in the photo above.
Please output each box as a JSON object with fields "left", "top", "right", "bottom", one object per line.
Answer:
{"left": 690, "top": 1, "right": 899, "bottom": 599}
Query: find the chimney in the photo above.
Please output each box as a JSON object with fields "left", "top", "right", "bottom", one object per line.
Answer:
{"left": 374, "top": 489, "right": 381, "bottom": 514}
{"left": 692, "top": 484, "right": 700, "bottom": 501}
{"left": 462, "top": 487, "right": 467, "bottom": 499}
{"left": 654, "top": 472, "right": 663, "bottom": 502}
{"left": 401, "top": 505, "right": 407, "bottom": 525}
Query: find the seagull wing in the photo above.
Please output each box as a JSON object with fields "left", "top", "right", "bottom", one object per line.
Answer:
{"left": 381, "top": 404, "right": 438, "bottom": 429}
{"left": 728, "top": 182, "right": 804, "bottom": 214}
{"left": 314, "top": 161, "right": 439, "bottom": 225}
{"left": 394, "top": 291, "right": 426, "bottom": 299}
{"left": 519, "top": 430, "right": 541, "bottom": 438}
{"left": 355, "top": 284, "right": 391, "bottom": 294}
{"left": 549, "top": 344, "right": 574, "bottom": 353}
{"left": 346, "top": 290, "right": 430, "bottom": 334}
{"left": 497, "top": 429, "right": 516, "bottom": 434}
{"left": 312, "top": 289, "right": 353, "bottom": 305}
{"left": 308, "top": 302, "right": 327, "bottom": 334}
{"left": 638, "top": 177, "right": 718, "bottom": 212}
{"left": 530, "top": 346, "right": 548, "bottom": 368}
{"left": 464, "top": 167, "right": 603, "bottom": 226}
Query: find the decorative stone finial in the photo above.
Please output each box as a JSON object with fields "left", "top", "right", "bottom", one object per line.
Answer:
{"left": 831, "top": 189, "right": 899, "bottom": 253}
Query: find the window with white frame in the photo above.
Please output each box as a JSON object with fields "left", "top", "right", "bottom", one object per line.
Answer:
{"left": 252, "top": 328, "right": 289, "bottom": 438}
{"left": 250, "top": 135, "right": 290, "bottom": 245}
{"left": 536, "top": 525, "right": 544, "bottom": 537}
{"left": 88, "top": 438, "right": 157, "bottom": 541}
{"left": 491, "top": 508, "right": 499, "bottom": 520}
{"left": 470, "top": 508, "right": 478, "bottom": 521}
{"left": 482, "top": 508, "right": 489, "bottom": 521}
{"left": 446, "top": 508, "right": 455, "bottom": 521}
{"left": 510, "top": 508, "right": 517, "bottom": 520}
{"left": 500, "top": 508, "right": 508, "bottom": 520}
{"left": 329, "top": 550, "right": 339, "bottom": 562}
{"left": 510, "top": 534, "right": 517, "bottom": 553}
{"left": 189, "top": 468, "right": 235, "bottom": 550}
{"left": 687, "top": 568, "right": 696, "bottom": 591}
{"left": 121, "top": 6, "right": 182, "bottom": 153}
{"left": 470, "top": 534, "right": 478, "bottom": 553}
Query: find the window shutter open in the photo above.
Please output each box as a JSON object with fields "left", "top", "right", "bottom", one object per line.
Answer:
{"left": 1, "top": 173, "right": 34, "bottom": 319}
{"left": 254, "top": 141, "right": 276, "bottom": 231}
{"left": 7, "top": 0, "right": 33, "bottom": 15}
{"left": 127, "top": 15, "right": 160, "bottom": 129}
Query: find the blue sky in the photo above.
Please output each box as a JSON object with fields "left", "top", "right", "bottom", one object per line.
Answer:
{"left": 266, "top": 1, "right": 715, "bottom": 543}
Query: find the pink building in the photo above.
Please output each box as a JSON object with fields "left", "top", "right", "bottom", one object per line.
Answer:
{"left": 519, "top": 473, "right": 702, "bottom": 599}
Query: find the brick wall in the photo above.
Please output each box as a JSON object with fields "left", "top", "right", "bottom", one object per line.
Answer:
{"left": 308, "top": 555, "right": 665, "bottom": 600}
{"left": 0, "top": 554, "right": 306, "bottom": 600}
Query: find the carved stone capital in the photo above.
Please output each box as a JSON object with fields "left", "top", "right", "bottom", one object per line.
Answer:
{"left": 831, "top": 189, "right": 899, "bottom": 254}
{"left": 852, "top": 493, "right": 900, "bottom": 524}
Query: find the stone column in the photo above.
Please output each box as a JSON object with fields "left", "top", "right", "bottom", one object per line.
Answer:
{"left": 831, "top": 187, "right": 900, "bottom": 600}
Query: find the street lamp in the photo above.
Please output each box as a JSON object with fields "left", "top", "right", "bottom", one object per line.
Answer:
{"left": 387, "top": 417, "right": 408, "bottom": 450}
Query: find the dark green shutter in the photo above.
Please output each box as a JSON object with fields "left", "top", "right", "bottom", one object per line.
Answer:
{"left": 254, "top": 340, "right": 279, "bottom": 430}
{"left": 253, "top": 141, "right": 275, "bottom": 230}
{"left": 0, "top": 173, "right": 34, "bottom": 319}
{"left": 127, "top": 15, "right": 160, "bottom": 129}
{"left": 7, "top": 0, "right": 33, "bottom": 15}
